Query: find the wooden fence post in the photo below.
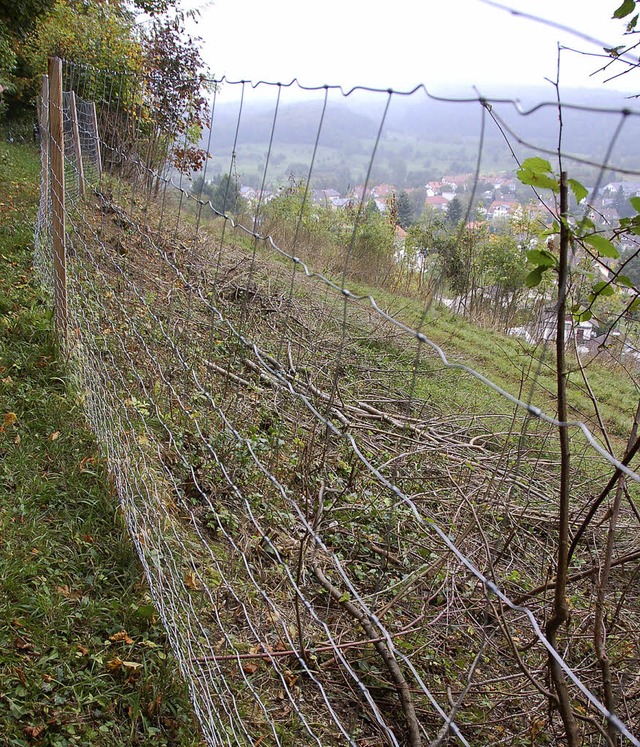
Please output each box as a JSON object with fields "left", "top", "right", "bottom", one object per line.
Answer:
{"left": 69, "top": 90, "right": 85, "bottom": 197}
{"left": 48, "top": 56, "right": 67, "bottom": 347}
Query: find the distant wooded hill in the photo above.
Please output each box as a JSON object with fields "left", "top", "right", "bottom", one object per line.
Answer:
{"left": 198, "top": 85, "right": 640, "bottom": 192}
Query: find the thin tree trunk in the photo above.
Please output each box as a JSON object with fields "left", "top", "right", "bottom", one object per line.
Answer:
{"left": 545, "top": 172, "right": 580, "bottom": 746}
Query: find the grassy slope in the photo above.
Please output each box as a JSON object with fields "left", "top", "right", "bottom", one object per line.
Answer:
{"left": 0, "top": 141, "right": 203, "bottom": 746}
{"left": 316, "top": 269, "right": 640, "bottom": 444}
{"left": 211, "top": 202, "right": 639, "bottom": 446}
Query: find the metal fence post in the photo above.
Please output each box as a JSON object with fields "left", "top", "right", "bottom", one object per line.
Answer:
{"left": 90, "top": 101, "right": 102, "bottom": 178}
{"left": 69, "top": 90, "right": 85, "bottom": 197}
{"left": 38, "top": 75, "right": 49, "bottom": 210}
{"left": 48, "top": 56, "right": 67, "bottom": 347}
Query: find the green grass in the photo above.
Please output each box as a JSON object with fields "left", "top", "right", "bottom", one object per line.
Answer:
{"left": 0, "top": 140, "right": 203, "bottom": 747}
{"left": 337, "top": 275, "right": 640, "bottom": 444}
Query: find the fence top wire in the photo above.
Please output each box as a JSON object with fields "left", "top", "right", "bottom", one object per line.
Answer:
{"left": 64, "top": 57, "right": 640, "bottom": 115}
{"left": 212, "top": 74, "right": 640, "bottom": 116}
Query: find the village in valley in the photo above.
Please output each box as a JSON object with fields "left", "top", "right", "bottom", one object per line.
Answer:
{"left": 228, "top": 170, "right": 640, "bottom": 363}
{"left": 239, "top": 171, "right": 640, "bottom": 234}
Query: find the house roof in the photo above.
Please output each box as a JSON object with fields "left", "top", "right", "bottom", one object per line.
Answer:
{"left": 602, "top": 181, "right": 640, "bottom": 194}
{"left": 371, "top": 184, "right": 395, "bottom": 197}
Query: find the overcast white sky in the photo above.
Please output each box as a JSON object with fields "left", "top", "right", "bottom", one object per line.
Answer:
{"left": 188, "top": 0, "right": 639, "bottom": 97}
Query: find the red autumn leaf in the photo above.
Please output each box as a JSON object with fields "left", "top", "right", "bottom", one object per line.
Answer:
{"left": 23, "top": 725, "right": 46, "bottom": 739}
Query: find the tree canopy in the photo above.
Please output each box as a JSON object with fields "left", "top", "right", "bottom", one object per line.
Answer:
{"left": 0, "top": 0, "right": 210, "bottom": 157}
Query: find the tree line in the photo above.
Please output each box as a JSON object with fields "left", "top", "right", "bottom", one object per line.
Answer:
{"left": 0, "top": 0, "right": 209, "bottom": 172}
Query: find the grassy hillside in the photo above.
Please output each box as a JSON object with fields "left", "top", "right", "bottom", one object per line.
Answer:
{"left": 0, "top": 141, "right": 203, "bottom": 747}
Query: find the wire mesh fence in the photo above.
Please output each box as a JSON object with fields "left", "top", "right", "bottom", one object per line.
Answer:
{"left": 34, "top": 57, "right": 640, "bottom": 746}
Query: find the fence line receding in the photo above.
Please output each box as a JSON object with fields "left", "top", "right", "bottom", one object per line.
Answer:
{"left": 34, "top": 56, "right": 640, "bottom": 747}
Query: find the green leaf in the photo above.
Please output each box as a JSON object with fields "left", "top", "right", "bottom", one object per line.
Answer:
{"left": 613, "top": 0, "right": 636, "bottom": 19}
{"left": 568, "top": 179, "right": 588, "bottom": 204}
{"left": 518, "top": 170, "right": 559, "bottom": 193}
{"left": 525, "top": 266, "right": 545, "bottom": 288}
{"left": 580, "top": 216, "right": 595, "bottom": 233}
{"left": 583, "top": 234, "right": 620, "bottom": 259}
{"left": 521, "top": 156, "right": 553, "bottom": 173}
{"left": 541, "top": 220, "right": 561, "bottom": 239}
{"left": 616, "top": 274, "right": 635, "bottom": 289}
{"left": 517, "top": 157, "right": 559, "bottom": 193}
{"left": 134, "top": 604, "right": 156, "bottom": 620}
{"left": 575, "top": 309, "right": 592, "bottom": 322}
{"left": 630, "top": 196, "right": 640, "bottom": 213}
{"left": 592, "top": 280, "right": 615, "bottom": 297}
{"left": 527, "top": 248, "right": 557, "bottom": 268}
{"left": 630, "top": 297, "right": 640, "bottom": 312}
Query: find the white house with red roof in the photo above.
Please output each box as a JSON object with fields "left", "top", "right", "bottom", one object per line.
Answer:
{"left": 487, "top": 200, "right": 519, "bottom": 221}
{"left": 425, "top": 196, "right": 450, "bottom": 212}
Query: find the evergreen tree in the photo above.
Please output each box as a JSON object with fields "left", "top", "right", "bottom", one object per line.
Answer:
{"left": 613, "top": 185, "right": 635, "bottom": 218}
{"left": 446, "top": 196, "right": 463, "bottom": 226}
{"left": 191, "top": 173, "right": 206, "bottom": 197}
{"left": 365, "top": 199, "right": 380, "bottom": 217}
{"left": 209, "top": 173, "right": 243, "bottom": 215}
{"left": 396, "top": 190, "right": 414, "bottom": 228}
